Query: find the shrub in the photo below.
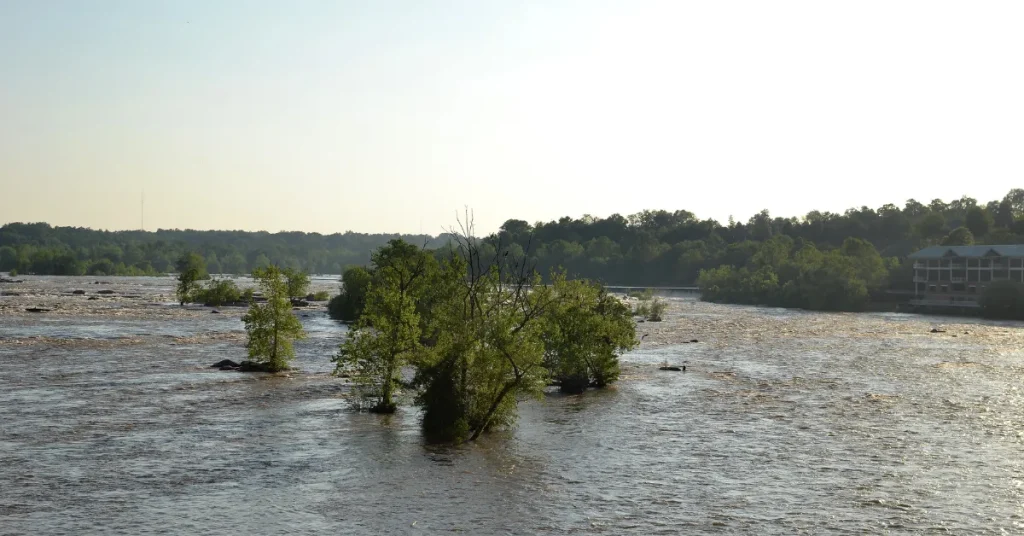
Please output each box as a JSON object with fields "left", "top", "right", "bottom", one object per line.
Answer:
{"left": 8, "top": 268, "right": 17, "bottom": 277}
{"left": 312, "top": 290, "right": 330, "bottom": 301}
{"left": 194, "top": 279, "right": 242, "bottom": 306}
{"left": 647, "top": 298, "right": 667, "bottom": 321}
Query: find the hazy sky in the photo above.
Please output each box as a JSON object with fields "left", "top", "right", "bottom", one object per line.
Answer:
{"left": 2, "top": 1, "right": 1022, "bottom": 235}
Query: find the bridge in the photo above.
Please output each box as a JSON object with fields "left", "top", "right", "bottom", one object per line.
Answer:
{"left": 604, "top": 285, "right": 700, "bottom": 296}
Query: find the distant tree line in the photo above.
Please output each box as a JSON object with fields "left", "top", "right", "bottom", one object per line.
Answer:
{"left": 0, "top": 224, "right": 444, "bottom": 276}
{"left": 5, "top": 190, "right": 1024, "bottom": 310}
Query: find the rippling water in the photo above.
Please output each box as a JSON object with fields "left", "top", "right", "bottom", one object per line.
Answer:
{"left": 2, "top": 276, "right": 1024, "bottom": 534}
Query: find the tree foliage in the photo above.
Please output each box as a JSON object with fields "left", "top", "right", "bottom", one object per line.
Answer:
{"left": 333, "top": 218, "right": 637, "bottom": 443}
{"left": 698, "top": 237, "right": 886, "bottom": 311}
{"left": 979, "top": 280, "right": 1024, "bottom": 320}
{"left": 282, "top": 268, "right": 311, "bottom": 299}
{"left": 242, "top": 266, "right": 306, "bottom": 372}
{"left": 542, "top": 275, "right": 637, "bottom": 393}
{"left": 175, "top": 252, "right": 208, "bottom": 305}
{"left": 335, "top": 240, "right": 435, "bottom": 413}
{"left": 328, "top": 266, "right": 373, "bottom": 322}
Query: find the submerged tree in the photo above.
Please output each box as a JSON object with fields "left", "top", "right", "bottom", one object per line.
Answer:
{"left": 542, "top": 275, "right": 637, "bottom": 393}
{"left": 335, "top": 240, "right": 435, "bottom": 413}
{"left": 243, "top": 265, "right": 306, "bottom": 372}
{"left": 414, "top": 215, "right": 557, "bottom": 442}
{"left": 283, "top": 268, "right": 311, "bottom": 299}
{"left": 175, "top": 252, "right": 208, "bottom": 305}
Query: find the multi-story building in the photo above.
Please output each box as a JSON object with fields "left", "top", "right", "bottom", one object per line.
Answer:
{"left": 909, "top": 245, "right": 1024, "bottom": 308}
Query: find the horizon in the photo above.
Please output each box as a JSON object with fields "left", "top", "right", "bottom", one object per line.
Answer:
{"left": 2, "top": 1, "right": 1023, "bottom": 235}
{"left": 0, "top": 186, "right": 1018, "bottom": 237}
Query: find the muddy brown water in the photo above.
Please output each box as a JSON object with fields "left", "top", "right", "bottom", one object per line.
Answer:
{"left": 2, "top": 276, "right": 1024, "bottom": 534}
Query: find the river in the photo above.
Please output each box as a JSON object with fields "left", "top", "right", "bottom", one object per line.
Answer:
{"left": 2, "top": 276, "right": 1023, "bottom": 534}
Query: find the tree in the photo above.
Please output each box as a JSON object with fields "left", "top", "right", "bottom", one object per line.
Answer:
{"left": 222, "top": 252, "right": 247, "bottom": 274}
{"left": 979, "top": 280, "right": 1024, "bottom": 320}
{"left": 995, "top": 198, "right": 1015, "bottom": 229}
{"left": 242, "top": 265, "right": 306, "bottom": 372}
{"left": 328, "top": 266, "right": 373, "bottom": 322}
{"left": 541, "top": 275, "right": 637, "bottom": 393}
{"left": 1005, "top": 188, "right": 1024, "bottom": 219}
{"left": 175, "top": 252, "right": 208, "bottom": 305}
{"left": 915, "top": 212, "right": 946, "bottom": 240}
{"left": 283, "top": 268, "right": 310, "bottom": 298}
{"left": 0, "top": 246, "right": 16, "bottom": 271}
{"left": 941, "top": 227, "right": 975, "bottom": 246}
{"left": 964, "top": 206, "right": 992, "bottom": 238}
{"left": 89, "top": 259, "right": 115, "bottom": 276}
{"left": 415, "top": 215, "right": 555, "bottom": 443}
{"left": 335, "top": 240, "right": 434, "bottom": 413}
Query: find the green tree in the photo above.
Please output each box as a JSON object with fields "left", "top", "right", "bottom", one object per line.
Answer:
{"left": 979, "top": 280, "right": 1024, "bottom": 319}
{"left": 283, "top": 268, "right": 311, "bottom": 298}
{"left": 974, "top": 280, "right": 1024, "bottom": 319}
{"left": 242, "top": 265, "right": 306, "bottom": 372}
{"left": 205, "top": 252, "right": 223, "bottom": 275}
{"left": 194, "top": 279, "right": 242, "bottom": 306}
{"left": 916, "top": 212, "right": 946, "bottom": 240}
{"left": 88, "top": 258, "right": 115, "bottom": 276}
{"left": 416, "top": 222, "right": 555, "bottom": 443}
{"left": 175, "top": 252, "right": 208, "bottom": 305}
{"left": 335, "top": 240, "right": 434, "bottom": 413}
{"left": 0, "top": 246, "right": 16, "bottom": 271}
{"left": 995, "top": 198, "right": 1015, "bottom": 229}
{"left": 328, "top": 266, "right": 373, "bottom": 322}
{"left": 222, "top": 252, "right": 247, "bottom": 274}
{"left": 542, "top": 275, "right": 637, "bottom": 393}
{"left": 941, "top": 227, "right": 975, "bottom": 246}
{"left": 964, "top": 206, "right": 992, "bottom": 238}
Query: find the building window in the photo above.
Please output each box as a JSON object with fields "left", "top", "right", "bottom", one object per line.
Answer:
{"left": 929, "top": 285, "right": 937, "bottom": 292}
{"left": 940, "top": 285, "right": 948, "bottom": 293}
{"left": 968, "top": 286, "right": 976, "bottom": 293}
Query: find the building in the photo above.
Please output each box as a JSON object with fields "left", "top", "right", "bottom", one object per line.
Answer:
{"left": 908, "top": 245, "right": 1024, "bottom": 308}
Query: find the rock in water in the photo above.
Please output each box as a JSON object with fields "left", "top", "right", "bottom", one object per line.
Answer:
{"left": 658, "top": 366, "right": 682, "bottom": 371}
{"left": 97, "top": 290, "right": 115, "bottom": 295}
{"left": 25, "top": 308, "right": 50, "bottom": 313}
{"left": 211, "top": 309, "right": 221, "bottom": 314}
{"left": 211, "top": 359, "right": 240, "bottom": 369}
{"left": 72, "top": 290, "right": 86, "bottom": 295}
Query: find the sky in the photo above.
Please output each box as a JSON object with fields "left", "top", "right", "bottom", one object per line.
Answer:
{"left": 1, "top": 1, "right": 1022, "bottom": 236}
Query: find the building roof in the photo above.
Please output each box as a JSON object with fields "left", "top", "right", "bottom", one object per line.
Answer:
{"left": 909, "top": 244, "right": 1024, "bottom": 259}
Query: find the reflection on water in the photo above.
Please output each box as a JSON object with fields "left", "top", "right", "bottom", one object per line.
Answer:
{"left": 2, "top": 277, "right": 1024, "bottom": 534}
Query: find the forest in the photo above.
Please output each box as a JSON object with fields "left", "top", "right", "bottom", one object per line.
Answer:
{"left": 3, "top": 189, "right": 1024, "bottom": 297}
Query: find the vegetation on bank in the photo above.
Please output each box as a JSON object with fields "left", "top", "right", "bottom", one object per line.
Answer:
{"left": 0, "top": 224, "right": 443, "bottom": 276}
{"left": 698, "top": 236, "right": 891, "bottom": 311}
{"left": 332, "top": 229, "right": 637, "bottom": 443}
{"left": 5, "top": 190, "right": 1023, "bottom": 286}
{"left": 979, "top": 280, "right": 1024, "bottom": 320}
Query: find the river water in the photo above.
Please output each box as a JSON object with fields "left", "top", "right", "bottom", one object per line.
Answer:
{"left": 2, "top": 276, "right": 1023, "bottom": 534}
